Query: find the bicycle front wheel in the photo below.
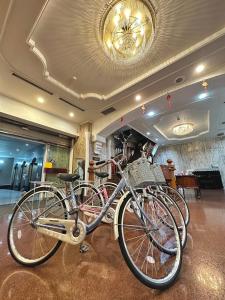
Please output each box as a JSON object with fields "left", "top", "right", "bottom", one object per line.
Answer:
{"left": 8, "top": 186, "right": 66, "bottom": 266}
{"left": 161, "top": 185, "right": 190, "bottom": 226}
{"left": 118, "top": 192, "right": 182, "bottom": 290}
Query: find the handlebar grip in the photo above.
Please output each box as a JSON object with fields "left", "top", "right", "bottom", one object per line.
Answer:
{"left": 96, "top": 160, "right": 106, "bottom": 166}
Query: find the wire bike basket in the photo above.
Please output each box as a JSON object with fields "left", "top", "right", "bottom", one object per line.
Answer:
{"left": 150, "top": 164, "right": 166, "bottom": 184}
{"left": 124, "top": 158, "right": 156, "bottom": 188}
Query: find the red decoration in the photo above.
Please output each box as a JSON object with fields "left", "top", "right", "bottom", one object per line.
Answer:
{"left": 166, "top": 94, "right": 173, "bottom": 110}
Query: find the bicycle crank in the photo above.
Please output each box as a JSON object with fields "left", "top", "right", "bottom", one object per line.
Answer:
{"left": 36, "top": 218, "right": 86, "bottom": 245}
{"left": 102, "top": 207, "right": 115, "bottom": 224}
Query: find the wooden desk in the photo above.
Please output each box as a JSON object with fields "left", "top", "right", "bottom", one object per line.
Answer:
{"left": 176, "top": 175, "right": 201, "bottom": 199}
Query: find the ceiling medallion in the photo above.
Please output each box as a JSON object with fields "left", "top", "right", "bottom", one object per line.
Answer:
{"left": 100, "top": 0, "right": 156, "bottom": 63}
{"left": 173, "top": 123, "right": 194, "bottom": 136}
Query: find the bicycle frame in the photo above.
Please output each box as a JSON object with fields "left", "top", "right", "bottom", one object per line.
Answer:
{"left": 34, "top": 157, "right": 159, "bottom": 245}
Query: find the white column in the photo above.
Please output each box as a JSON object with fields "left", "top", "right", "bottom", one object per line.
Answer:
{"left": 69, "top": 139, "right": 74, "bottom": 173}
{"left": 41, "top": 144, "right": 49, "bottom": 182}
{"left": 84, "top": 131, "right": 91, "bottom": 181}
{"left": 107, "top": 138, "right": 112, "bottom": 179}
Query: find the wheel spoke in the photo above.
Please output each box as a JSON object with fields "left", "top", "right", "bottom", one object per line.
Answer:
{"left": 8, "top": 188, "right": 65, "bottom": 265}
{"left": 118, "top": 192, "right": 182, "bottom": 289}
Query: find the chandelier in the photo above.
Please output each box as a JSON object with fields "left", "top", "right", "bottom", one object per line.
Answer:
{"left": 101, "top": 0, "right": 155, "bottom": 63}
{"left": 173, "top": 123, "right": 194, "bottom": 136}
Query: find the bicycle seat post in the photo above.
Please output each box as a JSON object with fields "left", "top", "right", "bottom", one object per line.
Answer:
{"left": 68, "top": 182, "right": 77, "bottom": 208}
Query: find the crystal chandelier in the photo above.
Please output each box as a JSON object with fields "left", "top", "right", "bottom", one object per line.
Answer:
{"left": 101, "top": 0, "right": 155, "bottom": 63}
{"left": 173, "top": 123, "right": 194, "bottom": 136}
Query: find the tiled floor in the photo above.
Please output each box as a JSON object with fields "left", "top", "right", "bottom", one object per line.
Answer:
{"left": 0, "top": 190, "right": 225, "bottom": 299}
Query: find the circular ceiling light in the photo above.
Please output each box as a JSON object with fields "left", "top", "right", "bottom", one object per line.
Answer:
{"left": 101, "top": 0, "right": 155, "bottom": 63}
{"left": 173, "top": 123, "right": 194, "bottom": 136}
{"left": 195, "top": 64, "right": 205, "bottom": 74}
{"left": 135, "top": 94, "right": 142, "bottom": 101}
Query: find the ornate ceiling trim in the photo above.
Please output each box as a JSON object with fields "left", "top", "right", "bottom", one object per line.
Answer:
{"left": 27, "top": 39, "right": 104, "bottom": 100}
{"left": 0, "top": 0, "right": 14, "bottom": 42}
{"left": 27, "top": 26, "right": 225, "bottom": 101}
{"left": 1, "top": 0, "right": 225, "bottom": 102}
{"left": 153, "top": 111, "right": 210, "bottom": 141}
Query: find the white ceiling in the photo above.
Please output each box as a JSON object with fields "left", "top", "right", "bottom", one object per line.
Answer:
{"left": 0, "top": 0, "right": 225, "bottom": 135}
{"left": 153, "top": 108, "right": 209, "bottom": 141}
{"left": 128, "top": 74, "right": 225, "bottom": 145}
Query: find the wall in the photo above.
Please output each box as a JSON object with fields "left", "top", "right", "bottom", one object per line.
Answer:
{"left": 0, "top": 94, "right": 79, "bottom": 136}
{"left": 45, "top": 145, "right": 70, "bottom": 184}
{"left": 155, "top": 138, "right": 225, "bottom": 187}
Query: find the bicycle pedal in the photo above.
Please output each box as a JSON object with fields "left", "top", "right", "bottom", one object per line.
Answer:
{"left": 79, "top": 243, "right": 89, "bottom": 253}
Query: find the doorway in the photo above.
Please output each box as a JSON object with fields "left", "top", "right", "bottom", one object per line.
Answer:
{"left": 0, "top": 134, "right": 45, "bottom": 205}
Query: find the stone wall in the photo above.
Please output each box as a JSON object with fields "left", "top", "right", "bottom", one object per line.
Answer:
{"left": 155, "top": 138, "right": 225, "bottom": 187}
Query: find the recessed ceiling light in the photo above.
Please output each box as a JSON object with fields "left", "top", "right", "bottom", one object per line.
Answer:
{"left": 147, "top": 111, "right": 155, "bottom": 117}
{"left": 37, "top": 97, "right": 45, "bottom": 103}
{"left": 73, "top": 76, "right": 77, "bottom": 80}
{"left": 198, "top": 92, "right": 208, "bottom": 100}
{"left": 146, "top": 132, "right": 151, "bottom": 135}
{"left": 25, "top": 143, "right": 29, "bottom": 147}
{"left": 135, "top": 94, "right": 142, "bottom": 101}
{"left": 16, "top": 148, "right": 20, "bottom": 152}
{"left": 69, "top": 112, "right": 74, "bottom": 117}
{"left": 155, "top": 138, "right": 159, "bottom": 141}
{"left": 195, "top": 64, "right": 205, "bottom": 74}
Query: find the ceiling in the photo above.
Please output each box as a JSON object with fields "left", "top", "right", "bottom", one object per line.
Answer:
{"left": 127, "top": 74, "right": 225, "bottom": 145}
{"left": 0, "top": 0, "right": 225, "bottom": 135}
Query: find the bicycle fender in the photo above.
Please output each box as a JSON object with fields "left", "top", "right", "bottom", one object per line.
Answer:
{"left": 114, "top": 191, "right": 129, "bottom": 240}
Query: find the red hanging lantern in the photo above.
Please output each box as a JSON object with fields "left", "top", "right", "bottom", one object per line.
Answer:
{"left": 166, "top": 94, "right": 173, "bottom": 110}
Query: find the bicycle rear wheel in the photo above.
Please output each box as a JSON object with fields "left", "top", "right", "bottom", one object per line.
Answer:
{"left": 73, "top": 183, "right": 104, "bottom": 225}
{"left": 118, "top": 192, "right": 182, "bottom": 290}
{"left": 151, "top": 190, "right": 187, "bottom": 249}
{"left": 98, "top": 182, "right": 124, "bottom": 203}
{"left": 8, "top": 186, "right": 66, "bottom": 266}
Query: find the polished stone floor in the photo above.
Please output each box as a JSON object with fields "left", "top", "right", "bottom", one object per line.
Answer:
{"left": 0, "top": 190, "right": 225, "bottom": 300}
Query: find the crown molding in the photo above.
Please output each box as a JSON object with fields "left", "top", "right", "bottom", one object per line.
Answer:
{"left": 25, "top": 0, "right": 225, "bottom": 101}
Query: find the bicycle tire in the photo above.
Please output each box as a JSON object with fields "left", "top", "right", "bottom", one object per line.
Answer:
{"left": 8, "top": 186, "right": 66, "bottom": 267}
{"left": 117, "top": 192, "right": 182, "bottom": 290}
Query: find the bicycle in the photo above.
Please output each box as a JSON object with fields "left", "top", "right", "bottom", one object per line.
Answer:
{"left": 73, "top": 135, "right": 188, "bottom": 249}
{"left": 8, "top": 155, "right": 182, "bottom": 290}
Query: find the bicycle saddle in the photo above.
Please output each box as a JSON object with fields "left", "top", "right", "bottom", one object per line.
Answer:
{"left": 57, "top": 173, "right": 80, "bottom": 182}
{"left": 95, "top": 172, "right": 109, "bottom": 179}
